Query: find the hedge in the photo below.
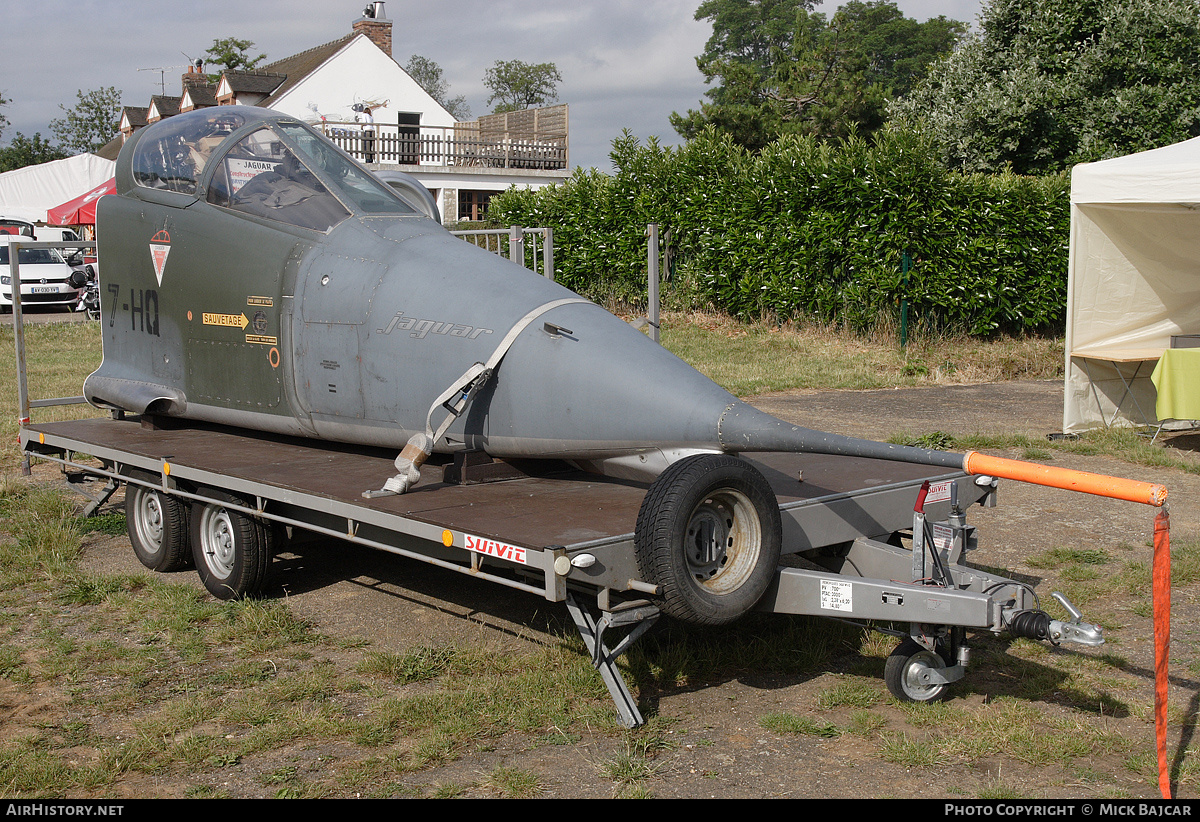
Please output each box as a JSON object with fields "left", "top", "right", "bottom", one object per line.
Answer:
{"left": 489, "top": 127, "right": 1070, "bottom": 336}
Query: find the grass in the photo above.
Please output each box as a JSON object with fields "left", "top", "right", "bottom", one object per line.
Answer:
{"left": 0, "top": 527, "right": 618, "bottom": 795}
{"left": 658, "top": 310, "right": 1063, "bottom": 398}
{"left": 758, "top": 712, "right": 843, "bottom": 737}
{"left": 886, "top": 698, "right": 1134, "bottom": 769}
{"left": 482, "top": 765, "right": 545, "bottom": 798}
{"left": 889, "top": 426, "right": 1200, "bottom": 482}
{"left": 0, "top": 322, "right": 105, "bottom": 472}
{"left": 0, "top": 312, "right": 1193, "bottom": 797}
{"left": 595, "top": 732, "right": 673, "bottom": 797}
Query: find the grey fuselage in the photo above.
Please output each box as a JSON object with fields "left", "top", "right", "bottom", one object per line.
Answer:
{"left": 85, "top": 107, "right": 965, "bottom": 479}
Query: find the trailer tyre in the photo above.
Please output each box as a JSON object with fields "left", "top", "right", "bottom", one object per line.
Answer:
{"left": 126, "top": 485, "right": 191, "bottom": 572}
{"left": 635, "top": 454, "right": 781, "bottom": 626}
{"left": 884, "top": 639, "right": 950, "bottom": 703}
{"left": 190, "top": 493, "right": 271, "bottom": 600}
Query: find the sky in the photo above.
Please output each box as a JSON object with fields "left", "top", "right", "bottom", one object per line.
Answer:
{"left": 1, "top": 0, "right": 985, "bottom": 172}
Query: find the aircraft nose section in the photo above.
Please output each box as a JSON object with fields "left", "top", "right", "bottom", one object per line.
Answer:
{"left": 469, "top": 299, "right": 746, "bottom": 458}
{"left": 437, "top": 293, "right": 968, "bottom": 474}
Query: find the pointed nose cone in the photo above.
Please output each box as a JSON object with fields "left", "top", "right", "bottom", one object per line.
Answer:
{"left": 462, "top": 299, "right": 967, "bottom": 472}
{"left": 469, "top": 300, "right": 746, "bottom": 458}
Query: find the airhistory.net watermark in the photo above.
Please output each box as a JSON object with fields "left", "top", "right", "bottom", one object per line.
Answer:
{"left": 5, "top": 806, "right": 124, "bottom": 817}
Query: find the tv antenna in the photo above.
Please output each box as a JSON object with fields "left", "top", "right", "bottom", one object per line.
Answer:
{"left": 137, "top": 64, "right": 189, "bottom": 95}
{"left": 181, "top": 51, "right": 205, "bottom": 72}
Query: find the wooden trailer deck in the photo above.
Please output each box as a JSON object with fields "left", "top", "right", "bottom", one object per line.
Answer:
{"left": 22, "top": 415, "right": 972, "bottom": 560}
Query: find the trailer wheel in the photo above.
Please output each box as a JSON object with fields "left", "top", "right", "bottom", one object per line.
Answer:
{"left": 125, "top": 485, "right": 191, "bottom": 572}
{"left": 884, "top": 639, "right": 950, "bottom": 703}
{"left": 635, "top": 454, "right": 782, "bottom": 626}
{"left": 190, "top": 494, "right": 271, "bottom": 600}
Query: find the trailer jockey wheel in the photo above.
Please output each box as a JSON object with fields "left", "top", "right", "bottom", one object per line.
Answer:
{"left": 189, "top": 492, "right": 272, "bottom": 600}
{"left": 126, "top": 485, "right": 191, "bottom": 572}
{"left": 884, "top": 639, "right": 950, "bottom": 703}
{"left": 635, "top": 454, "right": 782, "bottom": 626}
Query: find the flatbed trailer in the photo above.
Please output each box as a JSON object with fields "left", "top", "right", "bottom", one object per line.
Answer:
{"left": 19, "top": 412, "right": 1102, "bottom": 727}
{"left": 8, "top": 238, "right": 1105, "bottom": 727}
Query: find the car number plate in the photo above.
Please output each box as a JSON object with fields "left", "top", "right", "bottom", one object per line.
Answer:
{"left": 31, "top": 286, "right": 58, "bottom": 294}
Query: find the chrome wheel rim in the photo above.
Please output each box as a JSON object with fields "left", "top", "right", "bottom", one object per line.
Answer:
{"left": 199, "top": 506, "right": 236, "bottom": 580}
{"left": 900, "top": 650, "right": 946, "bottom": 701}
{"left": 685, "top": 489, "right": 761, "bottom": 595}
{"left": 131, "top": 490, "right": 164, "bottom": 556}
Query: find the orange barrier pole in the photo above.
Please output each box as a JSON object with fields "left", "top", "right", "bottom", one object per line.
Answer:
{"left": 962, "top": 451, "right": 1168, "bottom": 507}
{"left": 1154, "top": 509, "right": 1172, "bottom": 799}
{"left": 962, "top": 449, "right": 1172, "bottom": 798}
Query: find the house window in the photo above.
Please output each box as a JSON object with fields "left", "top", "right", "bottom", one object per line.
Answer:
{"left": 458, "top": 190, "right": 495, "bottom": 222}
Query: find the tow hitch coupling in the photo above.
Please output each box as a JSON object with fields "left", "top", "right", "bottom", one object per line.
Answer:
{"left": 1006, "top": 592, "right": 1104, "bottom": 647}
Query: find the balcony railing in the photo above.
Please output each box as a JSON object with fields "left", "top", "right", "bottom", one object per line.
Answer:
{"left": 319, "top": 121, "right": 569, "bottom": 171}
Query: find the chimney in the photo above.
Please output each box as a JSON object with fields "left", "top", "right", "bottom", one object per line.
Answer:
{"left": 353, "top": 2, "right": 392, "bottom": 57}
{"left": 182, "top": 60, "right": 208, "bottom": 91}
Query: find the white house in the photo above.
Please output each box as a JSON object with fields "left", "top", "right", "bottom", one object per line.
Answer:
{"left": 118, "top": 2, "right": 570, "bottom": 223}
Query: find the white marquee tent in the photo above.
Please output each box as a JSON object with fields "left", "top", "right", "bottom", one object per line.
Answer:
{"left": 0, "top": 153, "right": 116, "bottom": 224}
{"left": 1064, "top": 137, "right": 1200, "bottom": 433}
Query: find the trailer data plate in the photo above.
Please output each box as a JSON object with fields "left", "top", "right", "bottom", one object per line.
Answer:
{"left": 820, "top": 579, "right": 853, "bottom": 612}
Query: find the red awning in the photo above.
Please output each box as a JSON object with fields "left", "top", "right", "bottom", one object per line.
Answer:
{"left": 46, "top": 177, "right": 115, "bottom": 226}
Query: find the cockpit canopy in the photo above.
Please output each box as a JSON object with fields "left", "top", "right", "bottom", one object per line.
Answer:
{"left": 127, "top": 106, "right": 417, "bottom": 232}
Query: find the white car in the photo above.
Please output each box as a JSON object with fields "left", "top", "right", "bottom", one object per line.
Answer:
{"left": 0, "top": 235, "right": 86, "bottom": 312}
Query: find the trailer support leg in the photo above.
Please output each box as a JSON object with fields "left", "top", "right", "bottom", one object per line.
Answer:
{"left": 65, "top": 474, "right": 120, "bottom": 518}
{"left": 565, "top": 592, "right": 658, "bottom": 728}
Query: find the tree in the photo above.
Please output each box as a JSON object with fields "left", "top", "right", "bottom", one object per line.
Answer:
{"left": 672, "top": 0, "right": 816, "bottom": 148}
{"left": 0, "top": 92, "right": 9, "bottom": 141}
{"left": 204, "top": 37, "right": 267, "bottom": 76}
{"left": 672, "top": 0, "right": 965, "bottom": 148}
{"left": 891, "top": 0, "right": 1200, "bottom": 175}
{"left": 0, "top": 133, "right": 67, "bottom": 173}
{"left": 694, "top": 0, "right": 814, "bottom": 72}
{"left": 49, "top": 87, "right": 122, "bottom": 155}
{"left": 775, "top": 2, "right": 965, "bottom": 139}
{"left": 483, "top": 60, "right": 562, "bottom": 113}
{"left": 405, "top": 55, "right": 471, "bottom": 120}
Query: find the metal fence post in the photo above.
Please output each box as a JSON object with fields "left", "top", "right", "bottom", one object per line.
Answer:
{"left": 10, "top": 241, "right": 30, "bottom": 474}
{"left": 543, "top": 227, "right": 554, "bottom": 281}
{"left": 647, "top": 224, "right": 660, "bottom": 344}
{"left": 509, "top": 226, "right": 524, "bottom": 266}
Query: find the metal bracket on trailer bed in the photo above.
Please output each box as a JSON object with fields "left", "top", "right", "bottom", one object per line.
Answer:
{"left": 63, "top": 465, "right": 120, "bottom": 517}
